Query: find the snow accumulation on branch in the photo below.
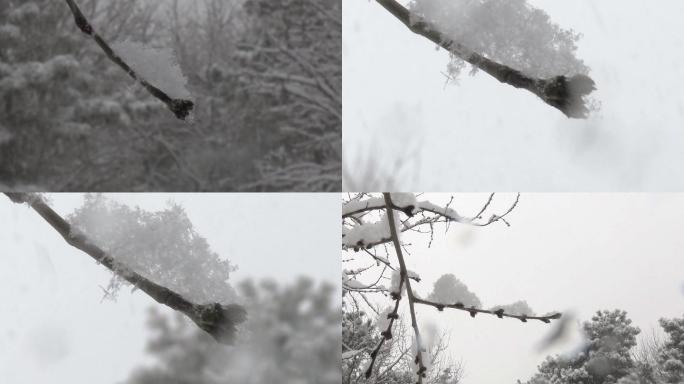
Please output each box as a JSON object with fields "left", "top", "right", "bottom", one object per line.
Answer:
{"left": 63, "top": 0, "right": 194, "bottom": 120}
{"left": 342, "top": 193, "right": 519, "bottom": 251}
{"left": 3, "top": 193, "right": 245, "bottom": 345}
{"left": 375, "top": 0, "right": 596, "bottom": 118}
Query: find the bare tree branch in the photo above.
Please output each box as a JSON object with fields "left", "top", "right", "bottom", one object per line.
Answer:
{"left": 4, "top": 193, "right": 245, "bottom": 345}
{"left": 375, "top": 0, "right": 596, "bottom": 118}
{"left": 383, "top": 192, "right": 430, "bottom": 383}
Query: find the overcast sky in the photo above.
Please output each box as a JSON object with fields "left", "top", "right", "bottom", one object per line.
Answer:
{"left": 350, "top": 193, "right": 684, "bottom": 383}
{"left": 343, "top": 0, "right": 684, "bottom": 191}
{"left": 0, "top": 193, "right": 339, "bottom": 384}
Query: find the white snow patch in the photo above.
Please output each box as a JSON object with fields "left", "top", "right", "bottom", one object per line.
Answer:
{"left": 427, "top": 273, "right": 481, "bottom": 307}
{"left": 111, "top": 40, "right": 192, "bottom": 100}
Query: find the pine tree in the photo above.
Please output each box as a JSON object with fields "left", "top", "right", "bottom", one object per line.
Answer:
{"left": 524, "top": 310, "right": 640, "bottom": 384}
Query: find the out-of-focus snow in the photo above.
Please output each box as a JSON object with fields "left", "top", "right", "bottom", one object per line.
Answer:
{"left": 427, "top": 273, "right": 481, "bottom": 307}
{"left": 489, "top": 300, "right": 535, "bottom": 316}
{"left": 111, "top": 40, "right": 192, "bottom": 100}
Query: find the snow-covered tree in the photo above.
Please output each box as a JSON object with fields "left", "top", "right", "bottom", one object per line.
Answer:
{"left": 342, "top": 193, "right": 561, "bottom": 383}
{"left": 657, "top": 316, "right": 684, "bottom": 383}
{"left": 4, "top": 192, "right": 245, "bottom": 344}
{"left": 373, "top": 0, "right": 596, "bottom": 118}
{"left": 522, "top": 312, "right": 684, "bottom": 384}
{"left": 125, "top": 278, "right": 341, "bottom": 384}
{"left": 523, "top": 310, "right": 640, "bottom": 384}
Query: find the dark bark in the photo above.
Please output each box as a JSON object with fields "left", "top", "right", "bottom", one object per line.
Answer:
{"left": 4, "top": 193, "right": 245, "bottom": 345}
{"left": 376, "top": 0, "right": 596, "bottom": 118}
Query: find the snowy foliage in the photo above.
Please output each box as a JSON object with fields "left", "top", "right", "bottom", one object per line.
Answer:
{"left": 68, "top": 194, "right": 236, "bottom": 304}
{"left": 408, "top": 0, "right": 589, "bottom": 79}
{"left": 523, "top": 310, "right": 640, "bottom": 384}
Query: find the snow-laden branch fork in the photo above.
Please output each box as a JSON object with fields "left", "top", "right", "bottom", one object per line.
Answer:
{"left": 4, "top": 193, "right": 245, "bottom": 345}
{"left": 63, "top": 0, "right": 194, "bottom": 120}
{"left": 375, "top": 0, "right": 596, "bottom": 118}
{"left": 343, "top": 193, "right": 519, "bottom": 251}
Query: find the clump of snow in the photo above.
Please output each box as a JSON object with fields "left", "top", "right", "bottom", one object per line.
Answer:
{"left": 343, "top": 213, "right": 391, "bottom": 248}
{"left": 417, "top": 201, "right": 466, "bottom": 222}
{"left": 389, "top": 270, "right": 402, "bottom": 297}
{"left": 390, "top": 193, "right": 418, "bottom": 214}
{"left": 489, "top": 300, "right": 535, "bottom": 316}
{"left": 342, "top": 196, "right": 385, "bottom": 216}
{"left": 111, "top": 40, "right": 192, "bottom": 100}
{"left": 408, "top": 0, "right": 589, "bottom": 79}
{"left": 427, "top": 273, "right": 481, "bottom": 307}
{"left": 407, "top": 270, "right": 421, "bottom": 281}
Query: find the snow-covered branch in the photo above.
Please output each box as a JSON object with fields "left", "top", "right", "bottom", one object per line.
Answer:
{"left": 4, "top": 192, "right": 245, "bottom": 345}
{"left": 343, "top": 193, "right": 519, "bottom": 251}
{"left": 375, "top": 0, "right": 596, "bottom": 118}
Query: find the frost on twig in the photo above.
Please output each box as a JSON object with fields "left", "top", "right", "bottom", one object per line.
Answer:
{"left": 63, "top": 0, "right": 194, "bottom": 120}
{"left": 375, "top": 0, "right": 596, "bottom": 118}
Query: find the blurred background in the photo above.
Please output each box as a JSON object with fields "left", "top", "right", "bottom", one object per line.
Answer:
{"left": 0, "top": 0, "right": 341, "bottom": 191}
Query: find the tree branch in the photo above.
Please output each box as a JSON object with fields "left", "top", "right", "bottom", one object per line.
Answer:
{"left": 63, "top": 0, "right": 194, "bottom": 120}
{"left": 4, "top": 193, "right": 245, "bottom": 345}
{"left": 375, "top": 0, "right": 596, "bottom": 118}
{"left": 384, "top": 192, "right": 427, "bottom": 383}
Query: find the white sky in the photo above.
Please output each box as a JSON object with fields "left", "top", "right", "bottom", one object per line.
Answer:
{"left": 0, "top": 193, "right": 339, "bottom": 384}
{"left": 343, "top": 0, "right": 684, "bottom": 191}
{"left": 346, "top": 193, "right": 684, "bottom": 384}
